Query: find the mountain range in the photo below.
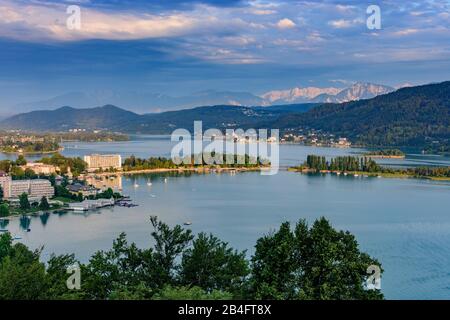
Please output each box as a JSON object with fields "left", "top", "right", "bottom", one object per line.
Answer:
{"left": 1, "top": 81, "right": 448, "bottom": 148}
{"left": 12, "top": 82, "right": 393, "bottom": 115}
{"left": 0, "top": 103, "right": 316, "bottom": 133}
{"left": 266, "top": 81, "right": 450, "bottom": 147}
{"left": 262, "top": 82, "right": 394, "bottom": 104}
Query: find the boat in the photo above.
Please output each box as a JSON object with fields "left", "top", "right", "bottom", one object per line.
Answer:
{"left": 164, "top": 178, "right": 168, "bottom": 183}
{"left": 343, "top": 172, "right": 348, "bottom": 176}
{"left": 184, "top": 221, "right": 192, "bottom": 226}
{"left": 0, "top": 229, "right": 8, "bottom": 232}
{"left": 12, "top": 236, "right": 22, "bottom": 240}
{"left": 133, "top": 183, "right": 139, "bottom": 188}
{"left": 354, "top": 174, "right": 359, "bottom": 177}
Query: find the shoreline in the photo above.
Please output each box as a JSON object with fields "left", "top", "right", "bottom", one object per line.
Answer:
{"left": 363, "top": 155, "right": 405, "bottom": 159}
{"left": 288, "top": 167, "right": 450, "bottom": 181}
{"left": 84, "top": 166, "right": 268, "bottom": 177}
{"left": 0, "top": 147, "right": 65, "bottom": 155}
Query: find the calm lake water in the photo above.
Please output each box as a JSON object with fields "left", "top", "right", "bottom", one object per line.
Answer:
{"left": 1, "top": 135, "right": 450, "bottom": 299}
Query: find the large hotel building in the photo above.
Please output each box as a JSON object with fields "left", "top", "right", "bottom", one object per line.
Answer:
{"left": 0, "top": 171, "right": 54, "bottom": 200}
{"left": 84, "top": 154, "right": 122, "bottom": 171}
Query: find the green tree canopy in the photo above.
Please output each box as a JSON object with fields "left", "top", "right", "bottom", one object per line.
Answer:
{"left": 19, "top": 193, "right": 30, "bottom": 210}
{"left": 250, "top": 217, "right": 383, "bottom": 300}
{"left": 180, "top": 232, "right": 249, "bottom": 295}
{"left": 39, "top": 196, "right": 50, "bottom": 210}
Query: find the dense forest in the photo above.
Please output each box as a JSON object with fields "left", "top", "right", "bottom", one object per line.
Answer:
{"left": 0, "top": 217, "right": 383, "bottom": 300}
{"left": 269, "top": 81, "right": 450, "bottom": 148}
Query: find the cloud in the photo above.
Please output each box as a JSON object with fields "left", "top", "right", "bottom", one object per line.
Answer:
{"left": 276, "top": 18, "right": 296, "bottom": 29}
{"left": 393, "top": 28, "right": 420, "bottom": 36}
{"left": 0, "top": 1, "right": 236, "bottom": 41}
{"left": 249, "top": 9, "right": 276, "bottom": 15}
{"left": 328, "top": 18, "right": 363, "bottom": 29}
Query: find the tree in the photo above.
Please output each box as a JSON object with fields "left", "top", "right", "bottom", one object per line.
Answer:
{"left": 249, "top": 218, "right": 384, "bottom": 300}
{"left": 250, "top": 222, "right": 297, "bottom": 299}
{"left": 0, "top": 243, "right": 47, "bottom": 299}
{"left": 0, "top": 160, "right": 12, "bottom": 173}
{"left": 0, "top": 233, "right": 13, "bottom": 262}
{"left": 150, "top": 216, "right": 193, "bottom": 286}
{"left": 0, "top": 204, "right": 9, "bottom": 218}
{"left": 19, "top": 193, "right": 30, "bottom": 210}
{"left": 24, "top": 168, "right": 37, "bottom": 179}
{"left": 15, "top": 155, "right": 27, "bottom": 166}
{"left": 152, "top": 286, "right": 232, "bottom": 300}
{"left": 39, "top": 196, "right": 50, "bottom": 210}
{"left": 10, "top": 166, "right": 25, "bottom": 179}
{"left": 180, "top": 232, "right": 249, "bottom": 295}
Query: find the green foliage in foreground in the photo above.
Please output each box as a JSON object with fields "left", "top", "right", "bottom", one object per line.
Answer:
{"left": 0, "top": 217, "right": 383, "bottom": 300}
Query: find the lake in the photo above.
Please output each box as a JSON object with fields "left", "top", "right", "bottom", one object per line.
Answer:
{"left": 1, "top": 135, "right": 450, "bottom": 299}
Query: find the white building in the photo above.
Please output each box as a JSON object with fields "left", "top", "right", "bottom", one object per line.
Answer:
{"left": 0, "top": 171, "right": 12, "bottom": 198}
{"left": 84, "top": 154, "right": 122, "bottom": 171}
{"left": 0, "top": 172, "right": 54, "bottom": 200}
{"left": 68, "top": 198, "right": 114, "bottom": 211}
{"left": 21, "top": 162, "right": 59, "bottom": 175}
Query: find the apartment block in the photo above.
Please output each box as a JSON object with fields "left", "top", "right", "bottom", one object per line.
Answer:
{"left": 84, "top": 154, "right": 122, "bottom": 171}
{"left": 0, "top": 172, "right": 54, "bottom": 200}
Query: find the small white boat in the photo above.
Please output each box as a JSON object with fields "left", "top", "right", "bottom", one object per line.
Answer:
{"left": 164, "top": 178, "right": 168, "bottom": 183}
{"left": 184, "top": 221, "right": 192, "bottom": 226}
{"left": 147, "top": 182, "right": 152, "bottom": 186}
{"left": 354, "top": 174, "right": 359, "bottom": 177}
{"left": 336, "top": 172, "right": 341, "bottom": 175}
{"left": 343, "top": 172, "right": 348, "bottom": 176}
{"left": 133, "top": 183, "right": 139, "bottom": 188}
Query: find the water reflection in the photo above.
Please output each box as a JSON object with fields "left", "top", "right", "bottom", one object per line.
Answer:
{"left": 0, "top": 218, "right": 9, "bottom": 229}
{"left": 39, "top": 212, "right": 50, "bottom": 226}
{"left": 19, "top": 215, "right": 31, "bottom": 231}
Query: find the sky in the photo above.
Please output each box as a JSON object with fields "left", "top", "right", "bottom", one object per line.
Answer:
{"left": 0, "top": 0, "right": 449, "bottom": 112}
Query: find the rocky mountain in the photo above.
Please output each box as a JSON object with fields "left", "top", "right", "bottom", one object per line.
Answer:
{"left": 262, "top": 82, "right": 395, "bottom": 104}
{"left": 12, "top": 83, "right": 393, "bottom": 116}
{"left": 261, "top": 87, "right": 341, "bottom": 104}
{"left": 265, "top": 81, "right": 450, "bottom": 147}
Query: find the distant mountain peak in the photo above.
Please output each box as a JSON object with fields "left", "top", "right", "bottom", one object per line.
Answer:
{"left": 261, "top": 82, "right": 394, "bottom": 104}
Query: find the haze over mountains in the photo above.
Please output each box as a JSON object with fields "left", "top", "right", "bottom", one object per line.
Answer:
{"left": 1, "top": 81, "right": 449, "bottom": 148}
{"left": 13, "top": 82, "right": 393, "bottom": 115}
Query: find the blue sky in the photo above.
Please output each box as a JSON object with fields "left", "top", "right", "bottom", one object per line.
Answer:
{"left": 0, "top": 0, "right": 449, "bottom": 111}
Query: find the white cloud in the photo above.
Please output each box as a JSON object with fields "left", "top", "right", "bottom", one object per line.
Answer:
{"left": 249, "top": 9, "right": 277, "bottom": 15}
{"left": 328, "top": 18, "right": 363, "bottom": 29}
{"left": 393, "top": 28, "right": 420, "bottom": 36}
{"left": 276, "top": 18, "right": 296, "bottom": 29}
{"left": 0, "top": 1, "right": 226, "bottom": 41}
